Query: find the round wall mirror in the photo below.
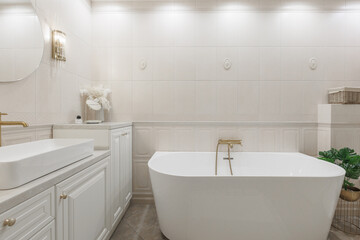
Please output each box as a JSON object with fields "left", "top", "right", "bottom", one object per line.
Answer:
{"left": 0, "top": 0, "right": 44, "bottom": 82}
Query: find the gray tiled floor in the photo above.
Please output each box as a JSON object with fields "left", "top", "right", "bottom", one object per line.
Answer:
{"left": 111, "top": 203, "right": 359, "bottom": 240}
{"left": 110, "top": 204, "right": 168, "bottom": 240}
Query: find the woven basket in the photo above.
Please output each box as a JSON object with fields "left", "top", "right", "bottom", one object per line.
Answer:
{"left": 329, "top": 87, "right": 360, "bottom": 104}
{"left": 332, "top": 198, "right": 360, "bottom": 235}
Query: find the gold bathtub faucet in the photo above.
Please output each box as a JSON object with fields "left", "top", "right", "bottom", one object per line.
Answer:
{"left": 0, "top": 113, "right": 29, "bottom": 147}
{"left": 215, "top": 139, "right": 242, "bottom": 176}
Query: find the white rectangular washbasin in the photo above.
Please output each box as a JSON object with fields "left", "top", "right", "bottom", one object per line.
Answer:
{"left": 0, "top": 139, "right": 94, "bottom": 189}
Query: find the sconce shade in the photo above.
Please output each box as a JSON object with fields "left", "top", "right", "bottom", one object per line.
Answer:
{"left": 52, "top": 30, "right": 66, "bottom": 61}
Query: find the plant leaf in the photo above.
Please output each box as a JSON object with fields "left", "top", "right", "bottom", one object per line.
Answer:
{"left": 319, "top": 147, "right": 360, "bottom": 188}
{"left": 86, "top": 99, "right": 101, "bottom": 111}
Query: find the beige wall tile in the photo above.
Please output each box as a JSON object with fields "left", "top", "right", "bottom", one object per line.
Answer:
{"left": 0, "top": 0, "right": 92, "bottom": 126}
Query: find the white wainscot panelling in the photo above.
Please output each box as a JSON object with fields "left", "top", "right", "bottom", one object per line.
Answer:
{"left": 36, "top": 127, "right": 53, "bottom": 140}
{"left": 238, "top": 128, "right": 259, "bottom": 152}
{"left": 154, "top": 127, "right": 174, "bottom": 151}
{"left": 133, "top": 127, "right": 153, "bottom": 157}
{"left": 259, "top": 128, "right": 280, "bottom": 152}
{"left": 195, "top": 128, "right": 216, "bottom": 152}
{"left": 2, "top": 126, "right": 52, "bottom": 146}
{"left": 133, "top": 161, "right": 152, "bottom": 196}
{"left": 174, "top": 128, "right": 195, "bottom": 151}
{"left": 2, "top": 130, "right": 35, "bottom": 146}
{"left": 133, "top": 123, "right": 319, "bottom": 155}
{"left": 281, "top": 129, "right": 300, "bottom": 152}
{"left": 303, "top": 129, "right": 318, "bottom": 156}
{"left": 132, "top": 122, "right": 317, "bottom": 202}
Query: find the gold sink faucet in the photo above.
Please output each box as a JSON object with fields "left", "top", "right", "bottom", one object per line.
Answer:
{"left": 215, "top": 139, "right": 242, "bottom": 176}
{"left": 0, "top": 113, "right": 29, "bottom": 147}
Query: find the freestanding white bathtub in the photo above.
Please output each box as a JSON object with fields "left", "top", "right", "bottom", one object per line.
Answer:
{"left": 148, "top": 152, "right": 345, "bottom": 240}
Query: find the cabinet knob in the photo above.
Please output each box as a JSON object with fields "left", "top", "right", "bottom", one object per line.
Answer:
{"left": 121, "top": 133, "right": 128, "bottom": 136}
{"left": 60, "top": 193, "right": 68, "bottom": 199}
{"left": 3, "top": 218, "right": 16, "bottom": 227}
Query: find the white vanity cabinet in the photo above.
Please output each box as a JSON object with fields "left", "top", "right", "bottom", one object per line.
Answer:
{"left": 53, "top": 122, "right": 133, "bottom": 228}
{"left": 56, "top": 157, "right": 111, "bottom": 240}
{"left": 0, "top": 123, "right": 132, "bottom": 240}
{"left": 0, "top": 151, "right": 113, "bottom": 240}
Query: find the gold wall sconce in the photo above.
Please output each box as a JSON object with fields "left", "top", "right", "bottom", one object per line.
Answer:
{"left": 52, "top": 30, "right": 66, "bottom": 61}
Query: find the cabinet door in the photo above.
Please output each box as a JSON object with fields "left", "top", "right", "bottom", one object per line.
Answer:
{"left": 56, "top": 158, "right": 110, "bottom": 240}
{"left": 0, "top": 187, "right": 55, "bottom": 240}
{"left": 110, "top": 127, "right": 132, "bottom": 227}
{"left": 110, "top": 130, "right": 123, "bottom": 227}
{"left": 29, "top": 221, "right": 55, "bottom": 240}
{"left": 121, "top": 127, "right": 132, "bottom": 209}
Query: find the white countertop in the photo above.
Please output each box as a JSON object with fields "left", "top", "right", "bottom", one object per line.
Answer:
{"left": 0, "top": 150, "right": 110, "bottom": 214}
{"left": 53, "top": 122, "right": 132, "bottom": 130}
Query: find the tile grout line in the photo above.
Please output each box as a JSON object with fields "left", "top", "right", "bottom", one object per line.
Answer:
{"left": 124, "top": 220, "right": 145, "bottom": 240}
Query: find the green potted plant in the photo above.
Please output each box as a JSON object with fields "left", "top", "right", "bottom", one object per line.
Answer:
{"left": 319, "top": 147, "right": 360, "bottom": 202}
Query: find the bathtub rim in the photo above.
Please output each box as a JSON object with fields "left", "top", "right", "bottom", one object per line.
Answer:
{"left": 148, "top": 151, "right": 346, "bottom": 179}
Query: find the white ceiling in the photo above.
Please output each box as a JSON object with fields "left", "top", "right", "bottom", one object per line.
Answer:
{"left": 0, "top": 0, "right": 30, "bottom": 3}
